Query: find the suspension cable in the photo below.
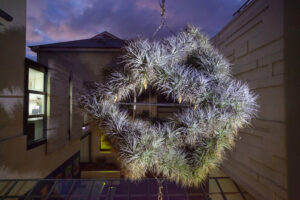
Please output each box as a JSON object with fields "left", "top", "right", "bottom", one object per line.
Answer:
{"left": 152, "top": 0, "right": 175, "bottom": 38}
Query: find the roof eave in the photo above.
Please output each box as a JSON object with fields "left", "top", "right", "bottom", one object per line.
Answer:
{"left": 29, "top": 47, "right": 124, "bottom": 53}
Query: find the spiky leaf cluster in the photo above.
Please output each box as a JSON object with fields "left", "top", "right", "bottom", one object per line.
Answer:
{"left": 79, "top": 26, "right": 257, "bottom": 187}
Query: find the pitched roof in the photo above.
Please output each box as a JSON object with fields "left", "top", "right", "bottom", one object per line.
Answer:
{"left": 30, "top": 31, "right": 126, "bottom": 52}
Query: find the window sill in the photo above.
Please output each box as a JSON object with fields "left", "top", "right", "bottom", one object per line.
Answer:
{"left": 99, "top": 150, "right": 112, "bottom": 154}
{"left": 27, "top": 138, "right": 47, "bottom": 150}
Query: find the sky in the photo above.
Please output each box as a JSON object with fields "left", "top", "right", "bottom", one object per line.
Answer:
{"left": 26, "top": 0, "right": 246, "bottom": 60}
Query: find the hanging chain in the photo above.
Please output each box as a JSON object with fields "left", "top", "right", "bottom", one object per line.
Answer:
{"left": 155, "top": 177, "right": 164, "bottom": 200}
{"left": 160, "top": 0, "right": 166, "bottom": 17}
{"left": 152, "top": 0, "right": 166, "bottom": 38}
{"left": 152, "top": 0, "right": 174, "bottom": 38}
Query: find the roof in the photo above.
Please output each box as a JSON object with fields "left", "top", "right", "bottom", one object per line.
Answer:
{"left": 25, "top": 58, "right": 48, "bottom": 69}
{"left": 30, "top": 31, "right": 126, "bottom": 52}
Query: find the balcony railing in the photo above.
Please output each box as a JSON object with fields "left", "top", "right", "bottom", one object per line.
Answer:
{"left": 0, "top": 177, "right": 248, "bottom": 200}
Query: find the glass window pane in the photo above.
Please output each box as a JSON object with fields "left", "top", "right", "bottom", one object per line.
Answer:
{"left": 218, "top": 179, "right": 238, "bottom": 193}
{"left": 29, "top": 68, "right": 44, "bottom": 92}
{"left": 0, "top": 181, "right": 15, "bottom": 195}
{"left": 29, "top": 93, "right": 45, "bottom": 115}
{"left": 28, "top": 117, "right": 44, "bottom": 141}
{"left": 8, "top": 181, "right": 37, "bottom": 197}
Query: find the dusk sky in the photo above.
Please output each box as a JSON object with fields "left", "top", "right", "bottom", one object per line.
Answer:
{"left": 26, "top": 0, "right": 246, "bottom": 59}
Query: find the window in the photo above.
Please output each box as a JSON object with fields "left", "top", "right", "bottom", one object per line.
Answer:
{"left": 119, "top": 88, "right": 180, "bottom": 121}
{"left": 98, "top": 88, "right": 181, "bottom": 152}
{"left": 99, "top": 133, "right": 112, "bottom": 151}
{"left": 24, "top": 59, "right": 47, "bottom": 149}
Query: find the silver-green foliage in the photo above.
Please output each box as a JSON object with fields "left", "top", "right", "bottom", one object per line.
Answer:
{"left": 79, "top": 26, "right": 257, "bottom": 187}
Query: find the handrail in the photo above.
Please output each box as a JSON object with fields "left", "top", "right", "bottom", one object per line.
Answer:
{"left": 0, "top": 177, "right": 248, "bottom": 200}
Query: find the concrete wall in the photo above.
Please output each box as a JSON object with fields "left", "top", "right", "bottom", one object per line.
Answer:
{"left": 212, "top": 0, "right": 287, "bottom": 199}
{"left": 37, "top": 52, "right": 85, "bottom": 152}
{"left": 0, "top": 0, "right": 80, "bottom": 178}
{"left": 0, "top": 0, "right": 26, "bottom": 142}
{"left": 38, "top": 50, "right": 123, "bottom": 83}
{"left": 90, "top": 124, "right": 119, "bottom": 166}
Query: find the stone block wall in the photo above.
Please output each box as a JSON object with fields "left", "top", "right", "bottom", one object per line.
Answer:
{"left": 212, "top": 0, "right": 287, "bottom": 199}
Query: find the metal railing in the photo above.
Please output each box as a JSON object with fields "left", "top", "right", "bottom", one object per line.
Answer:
{"left": 0, "top": 177, "right": 248, "bottom": 200}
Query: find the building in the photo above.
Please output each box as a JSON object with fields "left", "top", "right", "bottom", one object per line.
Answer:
{"left": 0, "top": 0, "right": 299, "bottom": 199}
{"left": 212, "top": 0, "right": 299, "bottom": 199}
{"left": 30, "top": 30, "right": 126, "bottom": 179}
{"left": 0, "top": 0, "right": 81, "bottom": 180}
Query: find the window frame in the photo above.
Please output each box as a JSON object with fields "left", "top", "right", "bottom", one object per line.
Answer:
{"left": 24, "top": 59, "right": 48, "bottom": 150}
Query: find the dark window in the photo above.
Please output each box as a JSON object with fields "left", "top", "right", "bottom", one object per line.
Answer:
{"left": 24, "top": 59, "right": 47, "bottom": 149}
{"left": 99, "top": 88, "right": 182, "bottom": 152}
{"left": 119, "top": 87, "right": 181, "bottom": 122}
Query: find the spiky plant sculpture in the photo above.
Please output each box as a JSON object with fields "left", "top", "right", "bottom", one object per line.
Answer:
{"left": 79, "top": 26, "right": 257, "bottom": 198}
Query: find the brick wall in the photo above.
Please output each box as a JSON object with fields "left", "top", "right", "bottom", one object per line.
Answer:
{"left": 212, "top": 0, "right": 287, "bottom": 199}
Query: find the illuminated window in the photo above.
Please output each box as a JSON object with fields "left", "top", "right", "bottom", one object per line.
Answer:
{"left": 24, "top": 59, "right": 47, "bottom": 149}
{"left": 28, "top": 68, "right": 44, "bottom": 92}
{"left": 29, "top": 93, "right": 45, "bottom": 115}
{"left": 100, "top": 134, "right": 112, "bottom": 151}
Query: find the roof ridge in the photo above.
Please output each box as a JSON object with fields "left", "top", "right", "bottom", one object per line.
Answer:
{"left": 29, "top": 32, "right": 125, "bottom": 52}
{"left": 29, "top": 38, "right": 91, "bottom": 48}
{"left": 92, "top": 31, "right": 120, "bottom": 39}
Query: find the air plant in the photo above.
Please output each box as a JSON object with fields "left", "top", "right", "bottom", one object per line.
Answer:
{"left": 79, "top": 26, "right": 257, "bottom": 199}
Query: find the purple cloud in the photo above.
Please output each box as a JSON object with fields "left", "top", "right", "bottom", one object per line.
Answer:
{"left": 26, "top": 0, "right": 245, "bottom": 59}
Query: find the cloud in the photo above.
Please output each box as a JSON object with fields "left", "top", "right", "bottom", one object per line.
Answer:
{"left": 135, "top": 1, "right": 161, "bottom": 13}
{"left": 26, "top": 19, "right": 43, "bottom": 42}
{"left": 26, "top": 0, "right": 245, "bottom": 49}
{"left": 26, "top": 0, "right": 46, "bottom": 42}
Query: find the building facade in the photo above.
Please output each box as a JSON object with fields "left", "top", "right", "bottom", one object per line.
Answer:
{"left": 30, "top": 31, "right": 126, "bottom": 179}
{"left": 212, "top": 0, "right": 299, "bottom": 199}
{"left": 0, "top": 0, "right": 299, "bottom": 199}
{"left": 0, "top": 0, "right": 81, "bottom": 179}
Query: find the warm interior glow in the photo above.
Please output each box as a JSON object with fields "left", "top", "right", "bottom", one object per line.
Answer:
{"left": 27, "top": 67, "right": 46, "bottom": 143}
{"left": 29, "top": 68, "right": 44, "bottom": 92}
{"left": 100, "top": 134, "right": 111, "bottom": 150}
{"left": 29, "top": 93, "right": 44, "bottom": 115}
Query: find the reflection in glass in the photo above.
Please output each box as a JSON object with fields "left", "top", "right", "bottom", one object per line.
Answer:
{"left": 29, "top": 93, "right": 44, "bottom": 115}
{"left": 28, "top": 117, "right": 44, "bottom": 141}
{"left": 29, "top": 68, "right": 44, "bottom": 92}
